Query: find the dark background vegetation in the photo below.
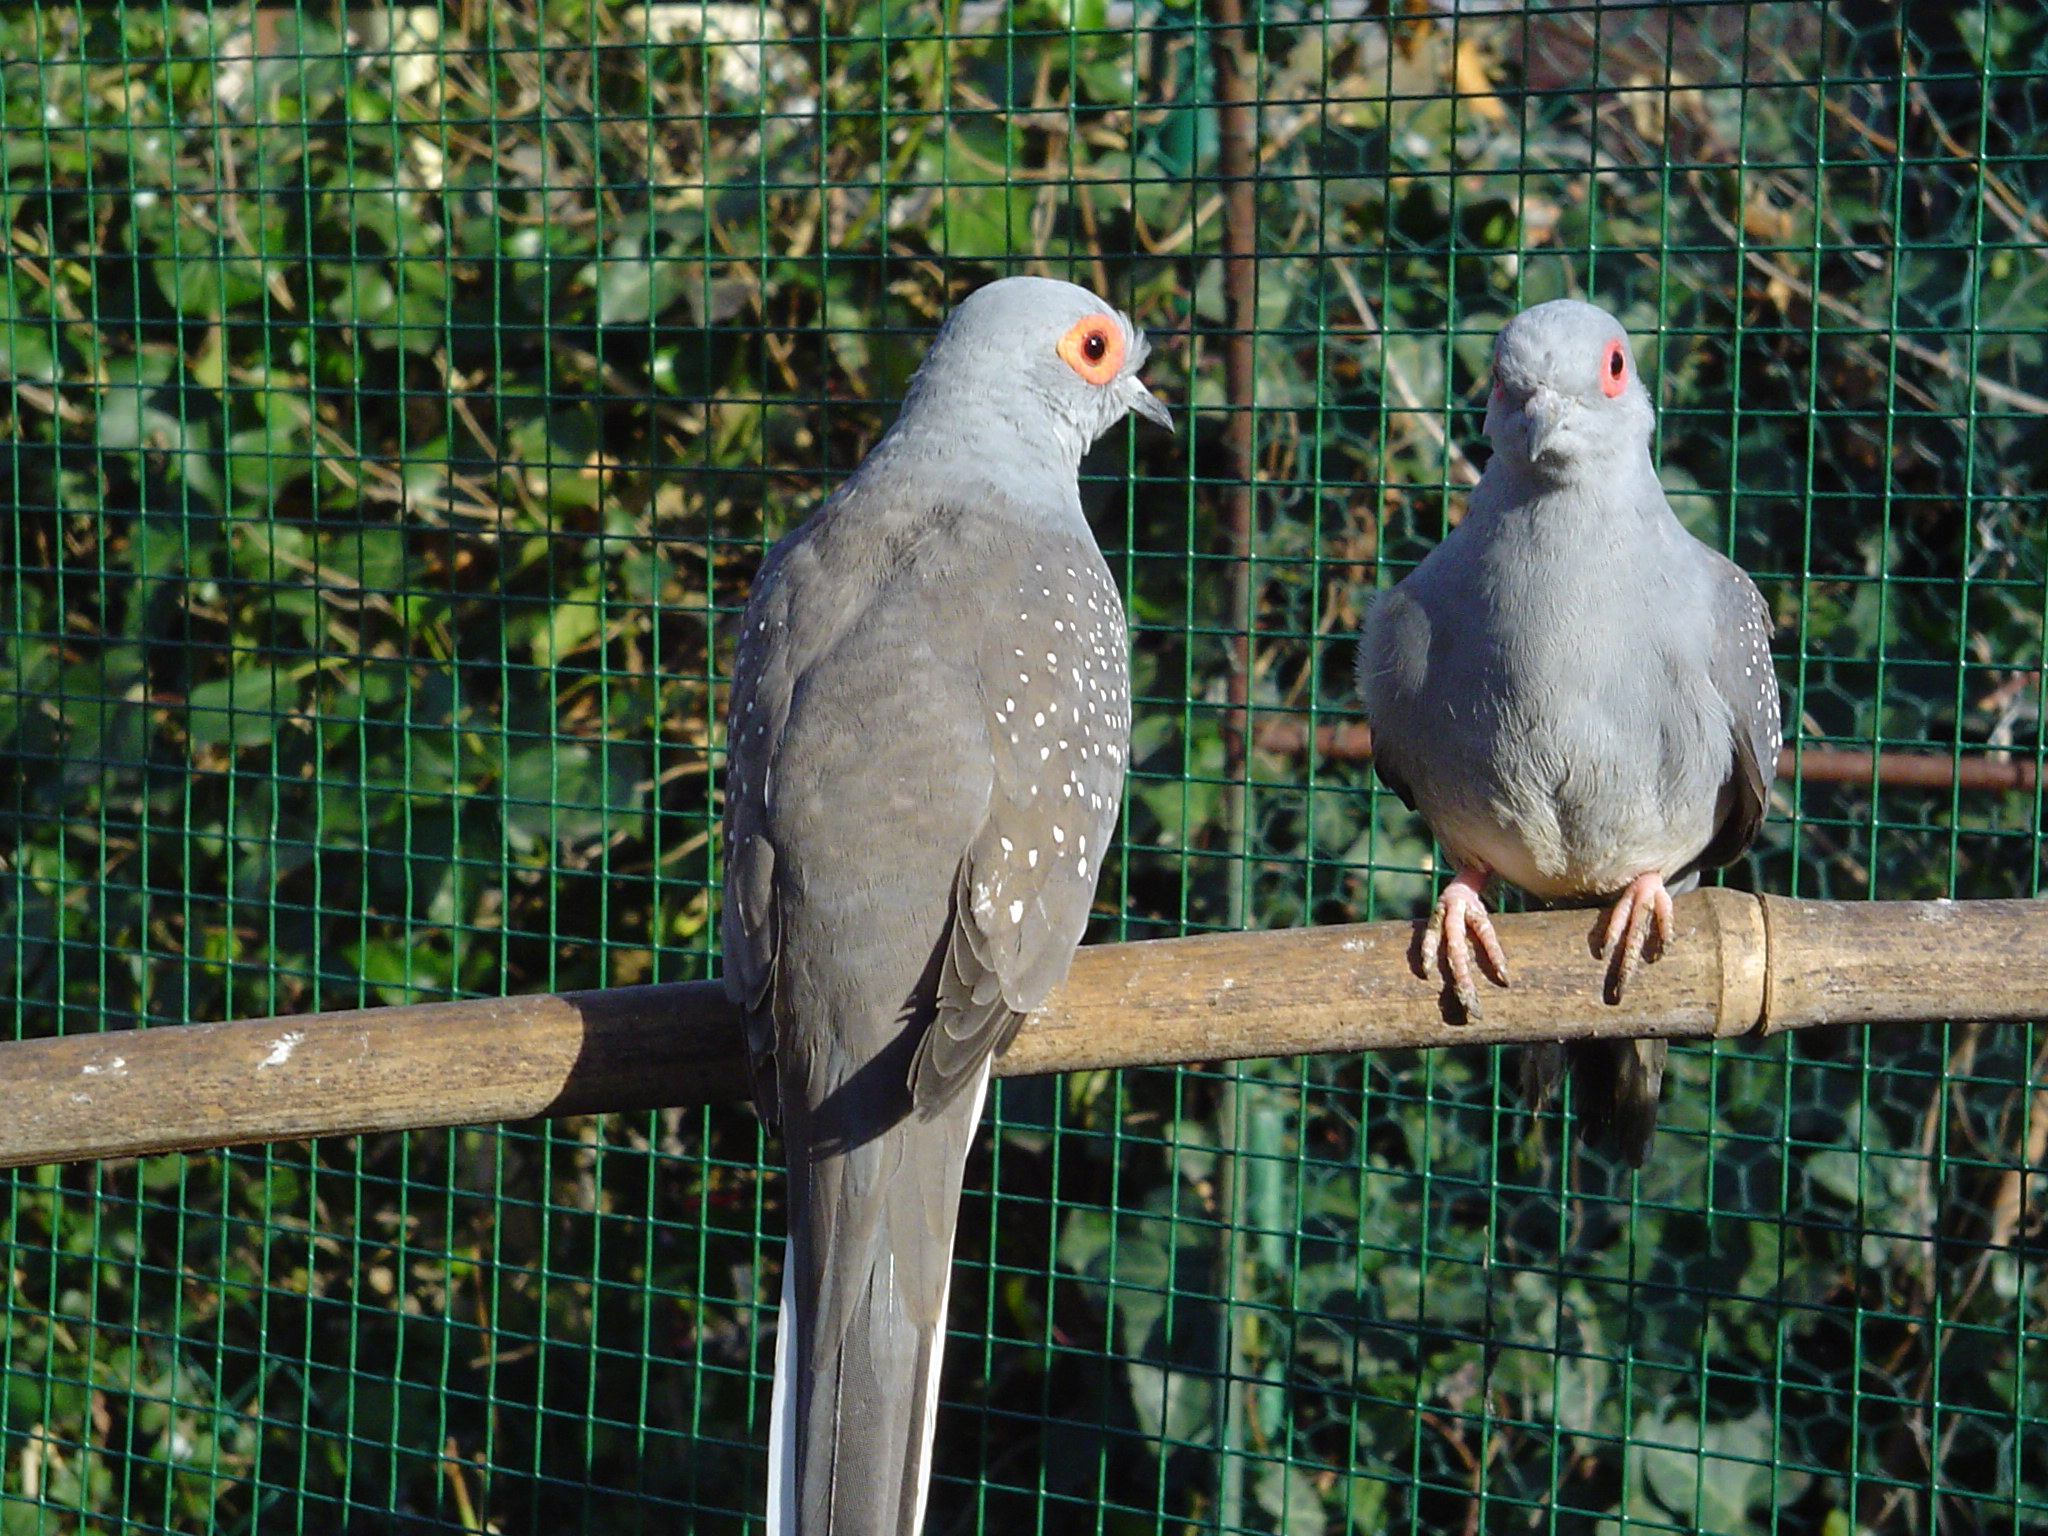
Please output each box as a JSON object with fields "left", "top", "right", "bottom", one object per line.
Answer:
{"left": 1, "top": 2, "right": 2044, "bottom": 1532}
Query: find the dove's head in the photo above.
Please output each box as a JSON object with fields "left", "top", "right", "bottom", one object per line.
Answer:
{"left": 1483, "top": 299, "right": 1654, "bottom": 475}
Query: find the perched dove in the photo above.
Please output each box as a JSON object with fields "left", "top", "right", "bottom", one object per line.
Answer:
{"left": 1356, "top": 298, "right": 1780, "bottom": 1164}
{"left": 722, "top": 275, "right": 1169, "bottom": 1532}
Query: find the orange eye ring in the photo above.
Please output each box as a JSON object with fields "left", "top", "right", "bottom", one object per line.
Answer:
{"left": 1600, "top": 337, "right": 1628, "bottom": 397}
{"left": 1057, "top": 314, "right": 1124, "bottom": 385}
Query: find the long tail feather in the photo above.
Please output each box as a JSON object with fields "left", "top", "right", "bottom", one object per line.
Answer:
{"left": 767, "top": 1064, "right": 992, "bottom": 1535}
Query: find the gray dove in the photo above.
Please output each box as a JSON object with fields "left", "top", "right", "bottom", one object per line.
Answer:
{"left": 722, "top": 275, "right": 1169, "bottom": 1533}
{"left": 1356, "top": 298, "right": 1780, "bottom": 1165}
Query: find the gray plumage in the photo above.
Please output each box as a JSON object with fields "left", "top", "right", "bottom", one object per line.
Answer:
{"left": 722, "top": 276, "right": 1167, "bottom": 1534}
{"left": 1356, "top": 298, "right": 1780, "bottom": 1165}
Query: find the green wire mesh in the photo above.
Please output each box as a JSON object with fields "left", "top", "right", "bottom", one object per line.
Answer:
{"left": 1, "top": 2, "right": 2044, "bottom": 1531}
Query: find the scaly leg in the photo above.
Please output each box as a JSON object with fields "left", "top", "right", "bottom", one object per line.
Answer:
{"left": 1596, "top": 870, "right": 1675, "bottom": 1004}
{"left": 1419, "top": 864, "right": 1509, "bottom": 1017}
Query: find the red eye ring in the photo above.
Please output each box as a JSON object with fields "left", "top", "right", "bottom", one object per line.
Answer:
{"left": 1058, "top": 314, "right": 1124, "bottom": 385}
{"left": 1600, "top": 337, "right": 1628, "bottom": 397}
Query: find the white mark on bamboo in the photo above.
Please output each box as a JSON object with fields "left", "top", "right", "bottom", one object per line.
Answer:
{"left": 260, "top": 1032, "right": 305, "bottom": 1068}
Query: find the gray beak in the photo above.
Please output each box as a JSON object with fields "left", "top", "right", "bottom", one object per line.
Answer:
{"left": 1127, "top": 377, "right": 1175, "bottom": 434}
{"left": 1518, "top": 384, "right": 1570, "bottom": 461}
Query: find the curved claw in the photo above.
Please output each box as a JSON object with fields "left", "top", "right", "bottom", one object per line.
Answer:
{"left": 1419, "top": 866, "right": 1509, "bottom": 1018}
{"left": 1597, "top": 871, "right": 1675, "bottom": 1004}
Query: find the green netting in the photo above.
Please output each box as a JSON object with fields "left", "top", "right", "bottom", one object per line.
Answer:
{"left": 2, "top": 1, "right": 2045, "bottom": 1531}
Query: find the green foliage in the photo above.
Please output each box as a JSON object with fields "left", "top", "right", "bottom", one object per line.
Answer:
{"left": 0, "top": 2, "right": 2043, "bottom": 1533}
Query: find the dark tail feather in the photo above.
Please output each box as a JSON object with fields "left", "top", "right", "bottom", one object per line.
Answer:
{"left": 771, "top": 1066, "right": 990, "bottom": 1536}
{"left": 1519, "top": 1038, "right": 1666, "bottom": 1167}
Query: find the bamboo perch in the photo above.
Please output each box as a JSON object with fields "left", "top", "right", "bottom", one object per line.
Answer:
{"left": 4, "top": 892, "right": 2042, "bottom": 1170}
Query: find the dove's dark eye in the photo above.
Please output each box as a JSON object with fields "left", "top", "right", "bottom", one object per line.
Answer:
{"left": 1600, "top": 337, "right": 1628, "bottom": 397}
{"left": 1058, "top": 316, "right": 1123, "bottom": 384}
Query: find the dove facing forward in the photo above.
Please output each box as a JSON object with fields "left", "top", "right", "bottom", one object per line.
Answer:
{"left": 1357, "top": 298, "right": 1780, "bottom": 1165}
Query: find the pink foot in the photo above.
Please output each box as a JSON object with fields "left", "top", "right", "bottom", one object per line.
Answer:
{"left": 1420, "top": 866, "right": 1509, "bottom": 1017}
{"left": 1597, "top": 871, "right": 1675, "bottom": 1003}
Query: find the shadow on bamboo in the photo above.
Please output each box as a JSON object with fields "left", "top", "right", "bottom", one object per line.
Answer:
{"left": 4, "top": 891, "right": 2041, "bottom": 1168}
